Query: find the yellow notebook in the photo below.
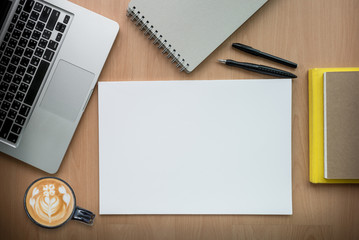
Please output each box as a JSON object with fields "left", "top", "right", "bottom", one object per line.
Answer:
{"left": 309, "top": 67, "right": 359, "bottom": 183}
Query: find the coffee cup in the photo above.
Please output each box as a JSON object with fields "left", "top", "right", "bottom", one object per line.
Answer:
{"left": 24, "top": 177, "right": 95, "bottom": 228}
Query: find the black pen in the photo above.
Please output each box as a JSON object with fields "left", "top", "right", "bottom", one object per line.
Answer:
{"left": 232, "top": 43, "right": 297, "bottom": 68}
{"left": 218, "top": 59, "right": 297, "bottom": 78}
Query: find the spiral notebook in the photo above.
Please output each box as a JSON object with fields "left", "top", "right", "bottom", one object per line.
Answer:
{"left": 127, "top": 0, "right": 267, "bottom": 73}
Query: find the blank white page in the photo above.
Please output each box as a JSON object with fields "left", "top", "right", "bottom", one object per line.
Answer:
{"left": 99, "top": 79, "right": 292, "bottom": 215}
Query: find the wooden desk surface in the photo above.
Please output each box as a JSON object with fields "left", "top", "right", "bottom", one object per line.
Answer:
{"left": 1, "top": 0, "right": 359, "bottom": 239}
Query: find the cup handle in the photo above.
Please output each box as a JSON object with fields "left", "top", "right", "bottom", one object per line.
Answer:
{"left": 72, "top": 206, "right": 95, "bottom": 225}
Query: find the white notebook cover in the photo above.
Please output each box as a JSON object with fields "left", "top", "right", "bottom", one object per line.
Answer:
{"left": 99, "top": 80, "right": 292, "bottom": 215}
{"left": 127, "top": 0, "right": 267, "bottom": 72}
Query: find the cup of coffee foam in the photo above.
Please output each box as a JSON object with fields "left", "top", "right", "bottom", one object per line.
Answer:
{"left": 24, "top": 177, "right": 95, "bottom": 228}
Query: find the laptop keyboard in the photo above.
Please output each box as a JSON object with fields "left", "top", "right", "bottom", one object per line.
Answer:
{"left": 0, "top": 0, "right": 70, "bottom": 146}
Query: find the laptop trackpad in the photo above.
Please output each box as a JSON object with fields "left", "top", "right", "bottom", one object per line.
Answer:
{"left": 40, "top": 60, "right": 94, "bottom": 122}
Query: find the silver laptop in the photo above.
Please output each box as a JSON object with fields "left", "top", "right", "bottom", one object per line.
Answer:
{"left": 0, "top": 0, "right": 119, "bottom": 173}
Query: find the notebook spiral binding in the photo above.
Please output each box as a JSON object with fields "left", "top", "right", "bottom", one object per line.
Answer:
{"left": 126, "top": 6, "right": 189, "bottom": 72}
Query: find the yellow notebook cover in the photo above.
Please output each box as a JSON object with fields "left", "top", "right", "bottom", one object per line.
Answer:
{"left": 309, "top": 67, "right": 359, "bottom": 183}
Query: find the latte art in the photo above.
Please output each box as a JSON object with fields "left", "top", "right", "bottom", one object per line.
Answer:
{"left": 25, "top": 178, "right": 75, "bottom": 227}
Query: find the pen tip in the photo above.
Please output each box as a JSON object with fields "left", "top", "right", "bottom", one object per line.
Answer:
{"left": 218, "top": 59, "right": 226, "bottom": 64}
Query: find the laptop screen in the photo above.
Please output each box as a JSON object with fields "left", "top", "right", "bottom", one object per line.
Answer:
{"left": 0, "top": 0, "right": 13, "bottom": 32}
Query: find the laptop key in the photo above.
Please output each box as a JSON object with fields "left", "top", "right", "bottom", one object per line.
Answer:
{"left": 11, "top": 14, "right": 18, "bottom": 24}
{"left": 46, "top": 10, "right": 60, "bottom": 31}
{"left": 42, "top": 30, "right": 51, "bottom": 40}
{"left": 22, "top": 29, "right": 32, "bottom": 39}
{"left": 48, "top": 40, "right": 58, "bottom": 51}
{"left": 12, "top": 29, "right": 22, "bottom": 39}
{"left": 35, "top": 22, "right": 45, "bottom": 31}
{"left": 34, "top": 2, "right": 43, "bottom": 12}
{"left": 43, "top": 49, "right": 54, "bottom": 62}
{"left": 9, "top": 84, "right": 18, "bottom": 94}
{"left": 1, "top": 101, "right": 10, "bottom": 111}
{"left": 0, "top": 92, "right": 5, "bottom": 101}
{"left": 24, "top": 48, "right": 34, "bottom": 58}
{"left": 4, "top": 33, "right": 10, "bottom": 42}
{"left": 0, "top": 82, "right": 9, "bottom": 92}
{"left": 24, "top": 60, "right": 49, "bottom": 106}
{"left": 0, "top": 65, "right": 5, "bottom": 75}
{"left": 0, "top": 42, "right": 6, "bottom": 51}
{"left": 55, "top": 22, "right": 66, "bottom": 33}
{"left": 4, "top": 48, "right": 14, "bottom": 58}
{"left": 26, "top": 20, "right": 36, "bottom": 30}
{"left": 8, "top": 64, "right": 17, "bottom": 74}
{"left": 0, "top": 83, "right": 9, "bottom": 93}
{"left": 30, "top": 11, "right": 40, "bottom": 21}
{"left": 15, "top": 92, "right": 25, "bottom": 102}
{"left": 55, "top": 33, "right": 62, "bottom": 42}
{"left": 11, "top": 100, "right": 21, "bottom": 111}
{"left": 18, "top": 38, "right": 28, "bottom": 48}
{"left": 19, "top": 105, "right": 30, "bottom": 117}
{"left": 11, "top": 56, "right": 21, "bottom": 65}
{"left": 30, "top": 56, "right": 40, "bottom": 66}
{"left": 5, "top": 93, "right": 14, "bottom": 102}
{"left": 12, "top": 75, "right": 22, "bottom": 84}
{"left": 39, "top": 6, "right": 52, "bottom": 23}
{"left": 8, "top": 38, "right": 17, "bottom": 48}
{"left": 20, "top": 12, "right": 29, "bottom": 22}
{"left": 15, "top": 47, "right": 25, "bottom": 56}
{"left": 24, "top": 74, "right": 32, "bottom": 84}
{"left": 15, "top": 21, "right": 26, "bottom": 31}
{"left": 34, "top": 47, "right": 44, "bottom": 57}
{"left": 0, "top": 110, "right": 6, "bottom": 120}
{"left": 7, "top": 109, "right": 17, "bottom": 119}
{"left": 16, "top": 65, "right": 26, "bottom": 75}
{"left": 19, "top": 83, "right": 29, "bottom": 93}
{"left": 28, "top": 39, "right": 37, "bottom": 49}
{"left": 27, "top": 65, "right": 36, "bottom": 75}
{"left": 20, "top": 57, "right": 30, "bottom": 67}
{"left": 7, "top": 133, "right": 18, "bottom": 143}
{"left": 23, "top": 0, "right": 35, "bottom": 13}
{"left": 31, "top": 30, "right": 41, "bottom": 40}
{"left": 0, "top": 118, "right": 13, "bottom": 139}
{"left": 16, "top": 5, "right": 22, "bottom": 15}
{"left": 38, "top": 39, "right": 48, "bottom": 48}
{"left": 3, "top": 73, "right": 12, "bottom": 83}
{"left": 15, "top": 115, "right": 26, "bottom": 126}
{"left": 7, "top": 23, "right": 14, "bottom": 33}
{"left": 63, "top": 15, "right": 70, "bottom": 24}
{"left": 11, "top": 124, "right": 22, "bottom": 134}
{"left": 0, "top": 56, "right": 10, "bottom": 66}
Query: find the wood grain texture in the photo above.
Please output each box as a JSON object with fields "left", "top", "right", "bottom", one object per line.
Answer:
{"left": 1, "top": 0, "right": 359, "bottom": 239}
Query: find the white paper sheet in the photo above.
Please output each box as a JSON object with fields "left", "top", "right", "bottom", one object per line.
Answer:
{"left": 99, "top": 79, "right": 292, "bottom": 215}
